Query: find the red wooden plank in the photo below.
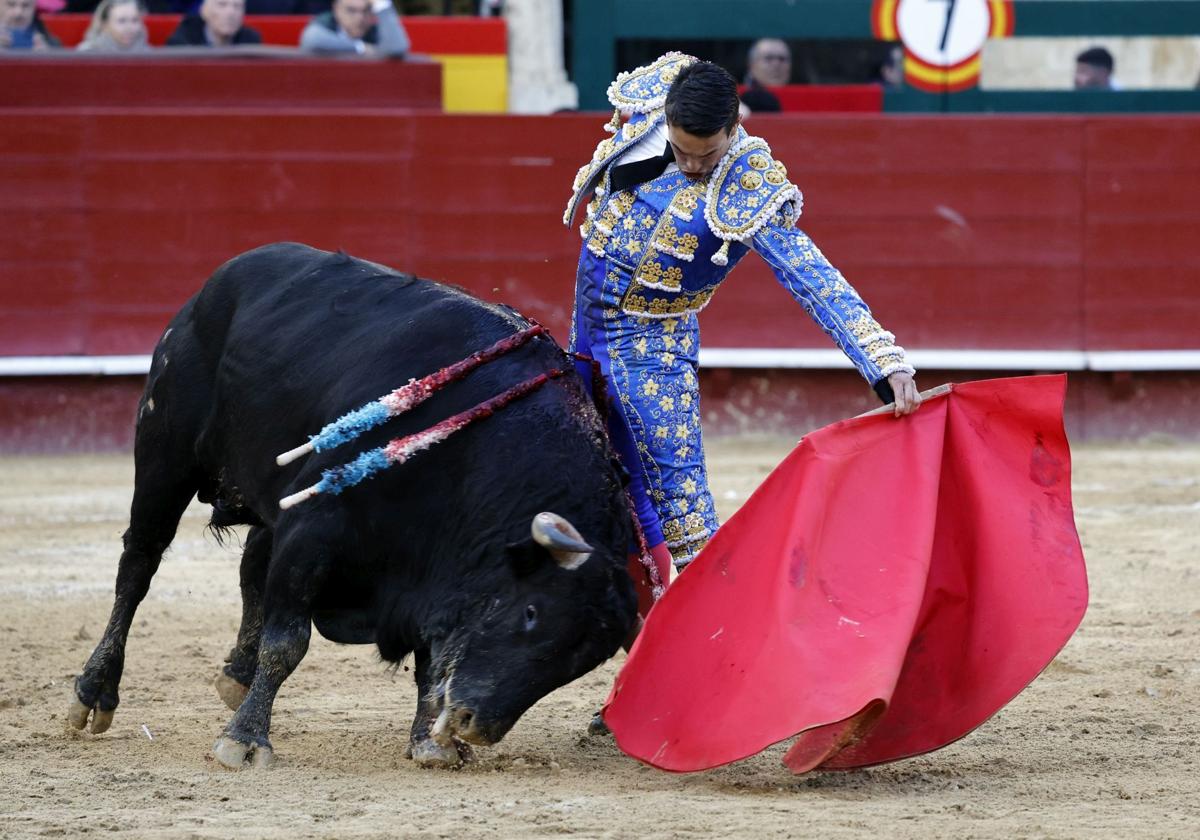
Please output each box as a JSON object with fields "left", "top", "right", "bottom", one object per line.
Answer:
{"left": 76, "top": 112, "right": 420, "bottom": 161}
{"left": 0, "top": 61, "right": 441, "bottom": 110}
{"left": 1084, "top": 221, "right": 1200, "bottom": 266}
{"left": 1085, "top": 169, "right": 1200, "bottom": 221}
{"left": 0, "top": 160, "right": 83, "bottom": 210}
{"left": 0, "top": 261, "right": 86, "bottom": 308}
{"left": 82, "top": 160, "right": 417, "bottom": 213}
{"left": 0, "top": 313, "right": 89, "bottom": 355}
{"left": 795, "top": 170, "right": 1082, "bottom": 219}
{"left": 0, "top": 113, "right": 85, "bottom": 156}
{"left": 1084, "top": 266, "right": 1199, "bottom": 350}
{"left": 0, "top": 211, "right": 86, "bottom": 261}
{"left": 1084, "top": 118, "right": 1200, "bottom": 169}
{"left": 759, "top": 116, "right": 1085, "bottom": 173}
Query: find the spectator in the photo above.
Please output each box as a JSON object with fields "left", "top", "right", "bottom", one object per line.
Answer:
{"left": 300, "top": 0, "right": 408, "bottom": 56}
{"left": 166, "top": 0, "right": 262, "bottom": 47}
{"left": 740, "top": 38, "right": 790, "bottom": 113}
{"left": 875, "top": 42, "right": 905, "bottom": 89}
{"left": 77, "top": 0, "right": 151, "bottom": 52}
{"left": 1, "top": 0, "right": 61, "bottom": 49}
{"left": 746, "top": 37, "right": 791, "bottom": 87}
{"left": 1074, "top": 46, "right": 1116, "bottom": 90}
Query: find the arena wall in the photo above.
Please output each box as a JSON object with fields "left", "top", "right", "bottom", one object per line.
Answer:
{"left": 2, "top": 109, "right": 1197, "bottom": 450}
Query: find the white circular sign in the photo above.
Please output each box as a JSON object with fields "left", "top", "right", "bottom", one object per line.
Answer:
{"left": 896, "top": 0, "right": 991, "bottom": 67}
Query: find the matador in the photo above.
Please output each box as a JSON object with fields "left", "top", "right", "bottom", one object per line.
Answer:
{"left": 565, "top": 54, "right": 920, "bottom": 596}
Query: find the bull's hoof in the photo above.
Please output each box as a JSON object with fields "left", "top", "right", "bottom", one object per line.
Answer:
{"left": 67, "top": 697, "right": 115, "bottom": 735}
{"left": 409, "top": 737, "right": 474, "bottom": 769}
{"left": 214, "top": 671, "right": 250, "bottom": 712}
{"left": 212, "top": 735, "right": 275, "bottom": 770}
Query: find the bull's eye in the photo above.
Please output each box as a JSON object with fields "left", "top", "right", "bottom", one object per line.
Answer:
{"left": 523, "top": 604, "right": 538, "bottom": 631}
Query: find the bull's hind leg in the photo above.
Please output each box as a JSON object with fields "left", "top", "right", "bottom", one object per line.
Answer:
{"left": 69, "top": 448, "right": 197, "bottom": 734}
{"left": 212, "top": 529, "right": 330, "bottom": 769}
{"left": 215, "top": 526, "right": 272, "bottom": 711}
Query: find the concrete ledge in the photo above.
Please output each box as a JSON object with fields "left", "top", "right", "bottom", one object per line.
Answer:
{"left": 5, "top": 349, "right": 1200, "bottom": 377}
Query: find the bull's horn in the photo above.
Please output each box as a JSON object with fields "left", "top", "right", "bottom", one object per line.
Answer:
{"left": 531, "top": 512, "right": 593, "bottom": 571}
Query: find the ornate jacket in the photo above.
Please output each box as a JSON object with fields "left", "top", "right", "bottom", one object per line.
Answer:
{"left": 563, "top": 53, "right": 914, "bottom": 388}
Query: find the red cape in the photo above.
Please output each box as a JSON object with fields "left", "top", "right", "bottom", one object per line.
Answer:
{"left": 604, "top": 375, "right": 1088, "bottom": 773}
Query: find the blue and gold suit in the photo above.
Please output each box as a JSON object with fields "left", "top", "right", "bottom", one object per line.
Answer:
{"left": 566, "top": 53, "right": 914, "bottom": 567}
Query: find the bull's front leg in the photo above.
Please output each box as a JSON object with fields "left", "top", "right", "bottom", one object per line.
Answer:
{"left": 406, "top": 647, "right": 473, "bottom": 768}
{"left": 211, "top": 530, "right": 326, "bottom": 769}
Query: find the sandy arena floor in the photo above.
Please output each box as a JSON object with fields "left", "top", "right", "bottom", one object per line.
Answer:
{"left": 0, "top": 439, "right": 1197, "bottom": 839}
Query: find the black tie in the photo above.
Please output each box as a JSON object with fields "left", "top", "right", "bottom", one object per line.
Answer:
{"left": 608, "top": 142, "right": 675, "bottom": 193}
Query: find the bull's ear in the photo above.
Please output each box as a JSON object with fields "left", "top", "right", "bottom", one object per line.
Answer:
{"left": 506, "top": 539, "right": 543, "bottom": 578}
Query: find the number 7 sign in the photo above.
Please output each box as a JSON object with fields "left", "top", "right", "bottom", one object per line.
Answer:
{"left": 872, "top": 0, "right": 1014, "bottom": 92}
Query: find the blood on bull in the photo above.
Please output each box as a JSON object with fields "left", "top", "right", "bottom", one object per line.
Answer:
{"left": 68, "top": 242, "right": 638, "bottom": 768}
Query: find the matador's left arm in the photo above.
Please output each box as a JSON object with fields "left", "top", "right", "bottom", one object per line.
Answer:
{"left": 704, "top": 137, "right": 915, "bottom": 404}
{"left": 751, "top": 219, "right": 914, "bottom": 402}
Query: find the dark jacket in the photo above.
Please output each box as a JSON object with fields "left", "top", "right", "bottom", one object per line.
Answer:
{"left": 740, "top": 81, "right": 782, "bottom": 113}
{"left": 165, "top": 15, "right": 263, "bottom": 47}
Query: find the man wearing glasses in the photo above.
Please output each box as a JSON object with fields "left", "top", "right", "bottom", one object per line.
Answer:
{"left": 741, "top": 38, "right": 791, "bottom": 113}
{"left": 300, "top": 0, "right": 409, "bottom": 56}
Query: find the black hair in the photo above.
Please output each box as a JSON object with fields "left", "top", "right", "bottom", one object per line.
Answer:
{"left": 665, "top": 61, "right": 740, "bottom": 137}
{"left": 1076, "top": 46, "right": 1114, "bottom": 73}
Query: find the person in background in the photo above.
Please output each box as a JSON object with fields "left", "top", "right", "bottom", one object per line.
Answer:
{"left": 300, "top": 0, "right": 408, "bottom": 56}
{"left": 876, "top": 42, "right": 905, "bottom": 89}
{"left": 166, "top": 0, "right": 261, "bottom": 47}
{"left": 1, "top": 0, "right": 61, "bottom": 49}
{"left": 1074, "top": 46, "right": 1116, "bottom": 90}
{"left": 740, "top": 38, "right": 790, "bottom": 113}
{"left": 77, "top": 0, "right": 151, "bottom": 51}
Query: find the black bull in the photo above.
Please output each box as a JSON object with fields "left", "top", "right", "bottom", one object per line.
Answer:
{"left": 69, "top": 243, "right": 638, "bottom": 768}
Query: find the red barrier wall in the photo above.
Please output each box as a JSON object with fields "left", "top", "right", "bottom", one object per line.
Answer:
{"left": 0, "top": 59, "right": 441, "bottom": 109}
{"left": 3, "top": 111, "right": 1197, "bottom": 357}
{"left": 2, "top": 110, "right": 1199, "bottom": 449}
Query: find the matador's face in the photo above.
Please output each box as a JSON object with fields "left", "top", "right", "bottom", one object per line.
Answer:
{"left": 665, "top": 121, "right": 739, "bottom": 181}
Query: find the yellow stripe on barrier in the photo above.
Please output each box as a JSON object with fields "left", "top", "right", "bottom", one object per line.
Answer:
{"left": 431, "top": 54, "right": 508, "bottom": 113}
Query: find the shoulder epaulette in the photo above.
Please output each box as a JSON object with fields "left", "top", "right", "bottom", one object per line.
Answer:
{"left": 703, "top": 135, "right": 803, "bottom": 264}
{"left": 607, "top": 52, "right": 697, "bottom": 114}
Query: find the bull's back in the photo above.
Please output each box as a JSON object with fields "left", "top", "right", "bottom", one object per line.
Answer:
{"left": 180, "top": 243, "right": 539, "bottom": 516}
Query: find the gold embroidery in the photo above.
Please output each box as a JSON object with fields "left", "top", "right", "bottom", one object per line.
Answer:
{"left": 765, "top": 168, "right": 786, "bottom": 186}
{"left": 620, "top": 288, "right": 716, "bottom": 317}
{"left": 669, "top": 184, "right": 703, "bottom": 217}
{"left": 748, "top": 154, "right": 770, "bottom": 170}
{"left": 638, "top": 259, "right": 684, "bottom": 291}
{"left": 652, "top": 218, "right": 700, "bottom": 261}
{"left": 740, "top": 171, "right": 763, "bottom": 190}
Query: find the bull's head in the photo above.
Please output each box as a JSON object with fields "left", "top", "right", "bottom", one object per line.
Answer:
{"left": 423, "top": 509, "right": 635, "bottom": 749}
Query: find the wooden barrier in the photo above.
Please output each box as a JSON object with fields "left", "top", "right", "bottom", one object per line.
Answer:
{"left": 4, "top": 110, "right": 1197, "bottom": 355}
{"left": 2, "top": 110, "right": 1198, "bottom": 446}
{"left": 0, "top": 57, "right": 441, "bottom": 109}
